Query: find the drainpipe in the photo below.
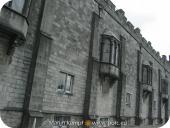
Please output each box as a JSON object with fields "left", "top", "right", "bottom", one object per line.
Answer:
{"left": 20, "top": 0, "right": 46, "bottom": 128}
{"left": 83, "top": 12, "right": 100, "bottom": 125}
{"left": 115, "top": 35, "right": 126, "bottom": 124}
{"left": 158, "top": 69, "right": 162, "bottom": 124}
{"left": 135, "top": 47, "right": 142, "bottom": 125}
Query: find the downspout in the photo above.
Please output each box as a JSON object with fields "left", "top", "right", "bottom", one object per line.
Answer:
{"left": 135, "top": 47, "right": 142, "bottom": 125}
{"left": 20, "top": 0, "right": 46, "bottom": 128}
{"left": 158, "top": 69, "right": 162, "bottom": 124}
{"left": 83, "top": 12, "right": 99, "bottom": 123}
{"left": 115, "top": 36, "right": 126, "bottom": 124}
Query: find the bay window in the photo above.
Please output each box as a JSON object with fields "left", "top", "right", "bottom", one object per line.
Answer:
{"left": 101, "top": 34, "right": 120, "bottom": 67}
{"left": 142, "top": 65, "right": 152, "bottom": 85}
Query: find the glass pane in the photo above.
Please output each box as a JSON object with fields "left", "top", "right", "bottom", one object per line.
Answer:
{"left": 147, "top": 69, "right": 150, "bottom": 84}
{"left": 162, "top": 80, "right": 168, "bottom": 94}
{"left": 142, "top": 66, "right": 147, "bottom": 84}
{"left": 63, "top": 116, "right": 71, "bottom": 121}
{"left": 115, "top": 44, "right": 119, "bottom": 66}
{"left": 126, "top": 93, "right": 131, "bottom": 107}
{"left": 111, "top": 41, "right": 115, "bottom": 64}
{"left": 102, "top": 39, "right": 110, "bottom": 63}
{"left": 58, "top": 73, "right": 66, "bottom": 90}
{"left": 62, "top": 116, "right": 70, "bottom": 128}
{"left": 150, "top": 69, "right": 152, "bottom": 84}
{"left": 54, "top": 116, "right": 62, "bottom": 122}
{"left": 6, "top": 0, "right": 25, "bottom": 13}
{"left": 153, "top": 101, "right": 156, "bottom": 110}
{"left": 65, "top": 75, "right": 73, "bottom": 93}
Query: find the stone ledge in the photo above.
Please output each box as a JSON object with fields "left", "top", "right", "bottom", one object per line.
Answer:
{"left": 0, "top": 6, "right": 28, "bottom": 41}
{"left": 100, "top": 62, "right": 120, "bottom": 79}
{"left": 142, "top": 84, "right": 153, "bottom": 92}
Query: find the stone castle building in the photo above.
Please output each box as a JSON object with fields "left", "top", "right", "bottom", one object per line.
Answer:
{"left": 0, "top": 0, "right": 170, "bottom": 128}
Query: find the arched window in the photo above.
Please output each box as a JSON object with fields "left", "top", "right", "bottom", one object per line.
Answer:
{"left": 101, "top": 34, "right": 120, "bottom": 67}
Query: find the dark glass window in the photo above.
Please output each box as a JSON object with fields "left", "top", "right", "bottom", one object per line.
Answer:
{"left": 102, "top": 38, "right": 110, "bottom": 63}
{"left": 126, "top": 93, "right": 132, "bottom": 107}
{"left": 101, "top": 35, "right": 120, "bottom": 66}
{"left": 54, "top": 115, "right": 71, "bottom": 128}
{"left": 161, "top": 79, "right": 168, "bottom": 94}
{"left": 58, "top": 72, "right": 74, "bottom": 94}
{"left": 153, "top": 101, "right": 156, "bottom": 110}
{"left": 142, "top": 65, "right": 152, "bottom": 85}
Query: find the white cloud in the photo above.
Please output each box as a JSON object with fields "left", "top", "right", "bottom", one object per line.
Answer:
{"left": 0, "top": 0, "right": 169, "bottom": 57}
{"left": 111, "top": 0, "right": 170, "bottom": 58}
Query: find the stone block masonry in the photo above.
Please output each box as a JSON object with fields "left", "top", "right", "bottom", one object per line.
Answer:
{"left": 0, "top": 0, "right": 169, "bottom": 128}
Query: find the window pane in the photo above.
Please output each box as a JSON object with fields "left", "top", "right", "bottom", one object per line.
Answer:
{"left": 162, "top": 79, "right": 168, "bottom": 94}
{"left": 100, "top": 118, "right": 108, "bottom": 122}
{"left": 126, "top": 93, "right": 131, "bottom": 107}
{"left": 63, "top": 116, "right": 71, "bottom": 121}
{"left": 54, "top": 116, "right": 70, "bottom": 128}
{"left": 65, "top": 75, "right": 73, "bottom": 93}
{"left": 6, "top": 0, "right": 25, "bottom": 13}
{"left": 153, "top": 101, "right": 156, "bottom": 110}
{"left": 58, "top": 73, "right": 66, "bottom": 90}
{"left": 142, "top": 66, "right": 147, "bottom": 84}
{"left": 149, "top": 69, "right": 152, "bottom": 84}
{"left": 111, "top": 41, "right": 115, "bottom": 64}
{"left": 147, "top": 69, "right": 150, "bottom": 84}
{"left": 54, "top": 116, "right": 62, "bottom": 122}
{"left": 115, "top": 44, "right": 119, "bottom": 66}
{"left": 102, "top": 39, "right": 110, "bottom": 63}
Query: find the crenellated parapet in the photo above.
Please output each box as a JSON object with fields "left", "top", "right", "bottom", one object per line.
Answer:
{"left": 94, "top": 0, "right": 170, "bottom": 72}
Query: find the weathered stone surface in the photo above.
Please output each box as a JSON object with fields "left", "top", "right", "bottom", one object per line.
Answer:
{"left": 0, "top": 0, "right": 43, "bottom": 127}
{"left": 0, "top": 0, "right": 169, "bottom": 128}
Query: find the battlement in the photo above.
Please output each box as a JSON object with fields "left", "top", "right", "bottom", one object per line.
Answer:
{"left": 95, "top": 0, "right": 170, "bottom": 72}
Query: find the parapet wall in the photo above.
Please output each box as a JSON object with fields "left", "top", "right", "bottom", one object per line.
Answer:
{"left": 94, "top": 0, "right": 170, "bottom": 72}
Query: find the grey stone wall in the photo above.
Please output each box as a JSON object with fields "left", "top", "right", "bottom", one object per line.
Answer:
{"left": 29, "top": 0, "right": 170, "bottom": 126}
{"left": 0, "top": 0, "right": 170, "bottom": 127}
{"left": 39, "top": 0, "right": 98, "bottom": 115}
{"left": 0, "top": 0, "right": 44, "bottom": 127}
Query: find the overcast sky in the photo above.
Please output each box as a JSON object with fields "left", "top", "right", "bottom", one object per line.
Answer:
{"left": 0, "top": 0, "right": 169, "bottom": 58}
{"left": 111, "top": 0, "right": 170, "bottom": 58}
